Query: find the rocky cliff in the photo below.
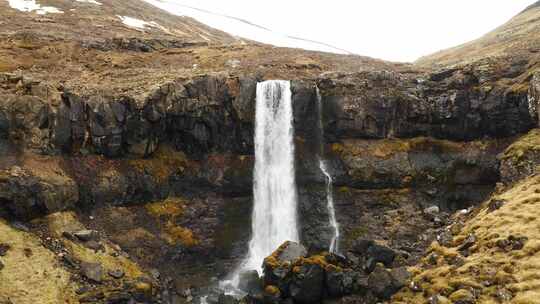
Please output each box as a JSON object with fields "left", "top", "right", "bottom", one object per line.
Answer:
{"left": 0, "top": 1, "right": 539, "bottom": 304}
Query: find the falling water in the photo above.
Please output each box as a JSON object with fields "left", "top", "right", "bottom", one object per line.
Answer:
{"left": 241, "top": 80, "right": 299, "bottom": 275}
{"left": 316, "top": 86, "right": 340, "bottom": 253}
{"left": 220, "top": 80, "right": 298, "bottom": 295}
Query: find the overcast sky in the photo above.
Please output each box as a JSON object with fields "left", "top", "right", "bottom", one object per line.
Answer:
{"left": 147, "top": 0, "right": 536, "bottom": 62}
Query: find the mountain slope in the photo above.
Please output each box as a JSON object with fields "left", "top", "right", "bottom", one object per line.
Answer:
{"left": 0, "top": 0, "right": 238, "bottom": 43}
{"left": 416, "top": 2, "right": 540, "bottom": 67}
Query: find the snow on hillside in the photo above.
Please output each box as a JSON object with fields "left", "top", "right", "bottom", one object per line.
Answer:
{"left": 142, "top": 0, "right": 352, "bottom": 54}
{"left": 7, "top": 0, "right": 63, "bottom": 14}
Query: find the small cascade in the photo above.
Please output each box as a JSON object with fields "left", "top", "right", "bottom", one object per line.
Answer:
{"left": 316, "top": 86, "right": 340, "bottom": 253}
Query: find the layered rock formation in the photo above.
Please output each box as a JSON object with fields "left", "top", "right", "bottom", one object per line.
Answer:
{"left": 0, "top": 0, "right": 539, "bottom": 303}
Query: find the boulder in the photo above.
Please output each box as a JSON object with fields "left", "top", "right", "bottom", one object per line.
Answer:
{"left": 238, "top": 270, "right": 262, "bottom": 294}
{"left": 367, "top": 264, "right": 409, "bottom": 300}
{"left": 325, "top": 265, "right": 356, "bottom": 297}
{"left": 81, "top": 262, "right": 103, "bottom": 283}
{"left": 263, "top": 241, "right": 307, "bottom": 288}
{"left": 289, "top": 263, "right": 324, "bottom": 304}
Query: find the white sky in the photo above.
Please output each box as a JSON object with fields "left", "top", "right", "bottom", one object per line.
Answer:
{"left": 146, "top": 0, "right": 536, "bottom": 62}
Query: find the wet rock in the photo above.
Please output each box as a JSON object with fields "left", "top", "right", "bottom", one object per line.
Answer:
{"left": 289, "top": 264, "right": 324, "bottom": 304}
{"left": 263, "top": 241, "right": 307, "bottom": 289}
{"left": 238, "top": 270, "right": 261, "bottom": 293}
{"left": 217, "top": 294, "right": 237, "bottom": 304}
{"left": 81, "top": 262, "right": 103, "bottom": 283}
{"left": 108, "top": 269, "right": 125, "bottom": 279}
{"left": 277, "top": 242, "right": 307, "bottom": 262}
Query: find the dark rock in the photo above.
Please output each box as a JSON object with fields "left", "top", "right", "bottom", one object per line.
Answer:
{"left": 289, "top": 264, "right": 324, "bottom": 304}
{"left": 79, "top": 291, "right": 105, "bottom": 303}
{"left": 496, "top": 235, "right": 528, "bottom": 251}
{"left": 263, "top": 285, "right": 281, "bottom": 304}
{"left": 238, "top": 270, "right": 261, "bottom": 293}
{"left": 325, "top": 267, "right": 356, "bottom": 297}
{"left": 105, "top": 291, "right": 131, "bottom": 304}
{"left": 458, "top": 234, "right": 477, "bottom": 252}
{"left": 351, "top": 239, "right": 375, "bottom": 254}
{"left": 62, "top": 254, "right": 80, "bottom": 269}
{"left": 108, "top": 269, "right": 125, "bottom": 279}
{"left": 367, "top": 264, "right": 406, "bottom": 300}
{"left": 487, "top": 199, "right": 506, "bottom": 212}
{"left": 366, "top": 243, "right": 397, "bottom": 271}
{"left": 75, "top": 286, "right": 91, "bottom": 295}
{"left": 390, "top": 267, "right": 410, "bottom": 290}
{"left": 367, "top": 264, "right": 394, "bottom": 299}
{"left": 74, "top": 230, "right": 99, "bottom": 242}
{"left": 0, "top": 243, "right": 10, "bottom": 256}
{"left": 0, "top": 260, "right": 3, "bottom": 271}
{"left": 81, "top": 262, "right": 103, "bottom": 283}
{"left": 217, "top": 294, "right": 237, "bottom": 304}
{"left": 84, "top": 240, "right": 104, "bottom": 252}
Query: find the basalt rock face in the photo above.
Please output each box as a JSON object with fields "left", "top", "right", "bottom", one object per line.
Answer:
{"left": 0, "top": 31, "right": 539, "bottom": 304}
{"left": 318, "top": 70, "right": 537, "bottom": 142}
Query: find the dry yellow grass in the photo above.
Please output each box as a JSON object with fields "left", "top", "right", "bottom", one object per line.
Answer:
{"left": 0, "top": 220, "right": 78, "bottom": 304}
{"left": 394, "top": 174, "right": 540, "bottom": 303}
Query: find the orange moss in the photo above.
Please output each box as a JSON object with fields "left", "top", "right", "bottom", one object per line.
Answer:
{"left": 162, "top": 221, "right": 199, "bottom": 247}
{"left": 145, "top": 197, "right": 186, "bottom": 219}
{"left": 129, "top": 145, "right": 188, "bottom": 183}
{"left": 264, "top": 285, "right": 280, "bottom": 296}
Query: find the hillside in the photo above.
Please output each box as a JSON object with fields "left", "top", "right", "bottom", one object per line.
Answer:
{"left": 416, "top": 1, "right": 540, "bottom": 68}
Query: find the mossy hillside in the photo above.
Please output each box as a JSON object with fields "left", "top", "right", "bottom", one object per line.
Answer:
{"left": 45, "top": 212, "right": 145, "bottom": 280}
{"left": 0, "top": 219, "right": 78, "bottom": 304}
{"left": 393, "top": 174, "right": 540, "bottom": 303}
{"left": 144, "top": 197, "right": 199, "bottom": 248}
{"left": 502, "top": 129, "right": 540, "bottom": 163}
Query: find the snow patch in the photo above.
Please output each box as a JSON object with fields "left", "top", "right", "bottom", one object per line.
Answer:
{"left": 117, "top": 15, "right": 165, "bottom": 31}
{"left": 142, "top": 0, "right": 351, "bottom": 54}
{"left": 7, "top": 0, "right": 63, "bottom": 14}
{"left": 74, "top": 0, "right": 102, "bottom": 5}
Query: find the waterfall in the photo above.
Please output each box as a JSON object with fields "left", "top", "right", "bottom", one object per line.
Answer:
{"left": 243, "top": 80, "right": 299, "bottom": 274}
{"left": 316, "top": 86, "right": 340, "bottom": 253}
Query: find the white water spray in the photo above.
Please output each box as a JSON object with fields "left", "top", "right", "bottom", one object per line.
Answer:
{"left": 221, "top": 80, "right": 298, "bottom": 294}
{"left": 242, "top": 80, "right": 299, "bottom": 273}
{"left": 316, "top": 87, "right": 340, "bottom": 253}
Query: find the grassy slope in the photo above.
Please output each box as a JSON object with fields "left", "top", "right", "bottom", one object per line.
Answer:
{"left": 393, "top": 172, "right": 540, "bottom": 303}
